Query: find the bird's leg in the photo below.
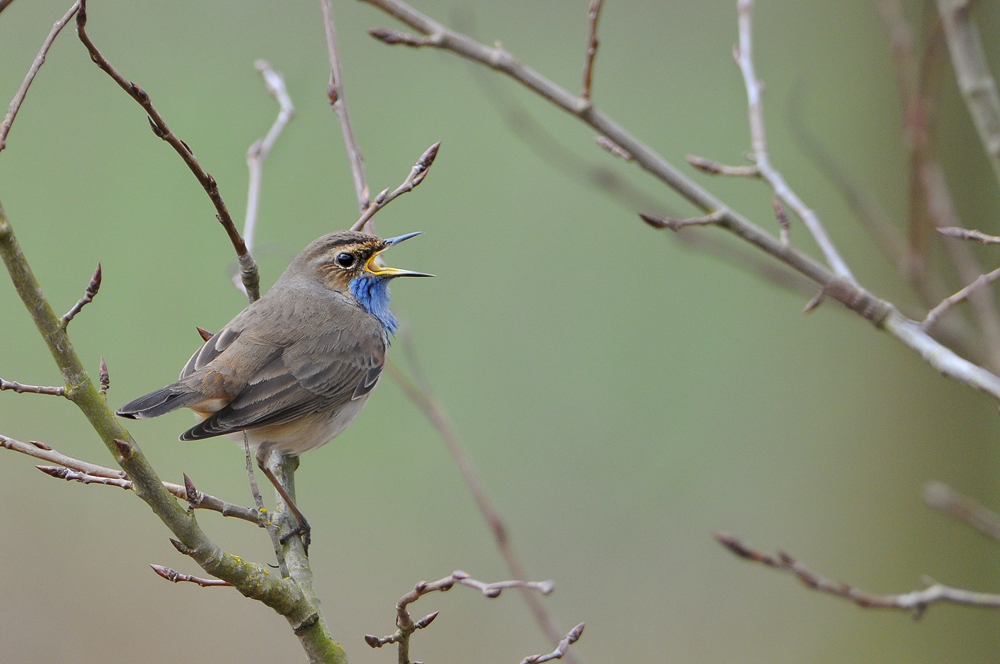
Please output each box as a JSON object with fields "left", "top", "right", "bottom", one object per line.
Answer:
{"left": 246, "top": 437, "right": 289, "bottom": 575}
{"left": 255, "top": 446, "right": 311, "bottom": 551}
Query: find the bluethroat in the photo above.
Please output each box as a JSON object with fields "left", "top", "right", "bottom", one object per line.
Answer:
{"left": 117, "top": 230, "right": 431, "bottom": 540}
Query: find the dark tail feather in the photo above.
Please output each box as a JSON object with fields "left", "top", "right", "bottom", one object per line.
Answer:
{"left": 116, "top": 384, "right": 202, "bottom": 419}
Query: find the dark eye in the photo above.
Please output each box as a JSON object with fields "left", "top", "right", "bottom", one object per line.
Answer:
{"left": 335, "top": 252, "right": 355, "bottom": 268}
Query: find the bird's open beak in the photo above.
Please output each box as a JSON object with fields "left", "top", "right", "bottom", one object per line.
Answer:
{"left": 365, "top": 232, "right": 435, "bottom": 278}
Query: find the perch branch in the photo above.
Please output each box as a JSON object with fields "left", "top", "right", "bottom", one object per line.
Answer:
{"left": 75, "top": 0, "right": 260, "bottom": 302}
{"left": 360, "top": 0, "right": 1000, "bottom": 405}
{"left": 716, "top": 532, "right": 1000, "bottom": 617}
{"left": 924, "top": 481, "right": 1000, "bottom": 542}
{"left": 0, "top": 1, "right": 80, "bottom": 154}
{"left": 321, "top": 0, "right": 370, "bottom": 216}
{"left": 349, "top": 142, "right": 440, "bottom": 232}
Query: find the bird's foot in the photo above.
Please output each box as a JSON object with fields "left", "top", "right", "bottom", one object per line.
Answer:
{"left": 279, "top": 517, "right": 311, "bottom": 553}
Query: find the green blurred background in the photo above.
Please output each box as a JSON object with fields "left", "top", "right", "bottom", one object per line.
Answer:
{"left": 2, "top": 0, "right": 1000, "bottom": 661}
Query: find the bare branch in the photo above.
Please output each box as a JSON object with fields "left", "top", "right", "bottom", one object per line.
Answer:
{"left": 923, "top": 265, "right": 1000, "bottom": 331}
{"left": 580, "top": 0, "right": 604, "bottom": 100}
{"left": 75, "top": 0, "right": 260, "bottom": 302}
{"left": 0, "top": 1, "right": 80, "bottom": 153}
{"left": 640, "top": 211, "right": 724, "bottom": 231}
{"left": 37, "top": 464, "right": 131, "bottom": 488}
{"left": 366, "top": 570, "right": 558, "bottom": 664}
{"left": 935, "top": 0, "right": 1000, "bottom": 190}
{"left": 243, "top": 60, "right": 295, "bottom": 258}
{"left": 349, "top": 142, "right": 440, "bottom": 232}
{"left": 924, "top": 481, "right": 1000, "bottom": 542}
{"left": 938, "top": 226, "right": 1000, "bottom": 244}
{"left": 0, "top": 432, "right": 260, "bottom": 524}
{"left": 359, "top": 0, "right": 1000, "bottom": 405}
{"left": 60, "top": 263, "right": 101, "bottom": 327}
{"left": 522, "top": 623, "right": 586, "bottom": 664}
{"left": 321, "top": 0, "right": 370, "bottom": 216}
{"left": 734, "top": 0, "right": 854, "bottom": 281}
{"left": 716, "top": 532, "right": 1000, "bottom": 616}
{"left": 150, "top": 564, "right": 233, "bottom": 587}
{"left": 387, "top": 355, "right": 570, "bottom": 657}
{"left": 686, "top": 154, "right": 759, "bottom": 177}
{"left": 594, "top": 135, "right": 633, "bottom": 161}
{"left": 0, "top": 378, "right": 65, "bottom": 396}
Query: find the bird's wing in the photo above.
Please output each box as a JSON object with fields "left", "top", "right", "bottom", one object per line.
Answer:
{"left": 180, "top": 321, "right": 386, "bottom": 440}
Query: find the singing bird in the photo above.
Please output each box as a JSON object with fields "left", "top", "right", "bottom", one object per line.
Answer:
{"left": 117, "top": 230, "right": 431, "bottom": 539}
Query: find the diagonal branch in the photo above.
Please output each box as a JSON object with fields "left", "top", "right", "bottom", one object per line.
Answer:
{"left": 60, "top": 263, "right": 101, "bottom": 327}
{"left": 523, "top": 623, "right": 586, "bottom": 664}
{"left": 320, "top": 0, "right": 370, "bottom": 217}
{"left": 924, "top": 481, "right": 1000, "bottom": 542}
{"left": 359, "top": 0, "right": 1000, "bottom": 405}
{"left": 717, "top": 532, "right": 1000, "bottom": 617}
{"left": 349, "top": 142, "right": 440, "bottom": 232}
{"left": 75, "top": 0, "right": 260, "bottom": 302}
{"left": 0, "top": 1, "right": 80, "bottom": 154}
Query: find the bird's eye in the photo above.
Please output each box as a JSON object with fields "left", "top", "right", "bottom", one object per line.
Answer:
{"left": 335, "top": 252, "right": 356, "bottom": 268}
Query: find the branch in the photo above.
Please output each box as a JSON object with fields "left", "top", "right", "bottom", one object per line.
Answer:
{"left": 150, "top": 564, "right": 233, "bottom": 587}
{"left": 0, "top": 1, "right": 80, "bottom": 153}
{"left": 349, "top": 141, "right": 440, "bottom": 232}
{"left": 734, "top": 0, "right": 854, "bottom": 282}
{"left": 75, "top": 0, "right": 260, "bottom": 302}
{"left": 243, "top": 60, "right": 295, "bottom": 257}
{"left": 935, "top": 0, "right": 1000, "bottom": 190}
{"left": 60, "top": 262, "right": 101, "bottom": 327}
{"left": 522, "top": 623, "right": 586, "bottom": 664}
{"left": 0, "top": 378, "right": 65, "bottom": 396}
{"left": 321, "top": 0, "right": 370, "bottom": 216}
{"left": 716, "top": 532, "right": 1000, "bottom": 617}
{"left": 387, "top": 354, "right": 571, "bottom": 656}
{"left": 924, "top": 481, "right": 1000, "bottom": 542}
{"left": 938, "top": 226, "right": 1000, "bottom": 244}
{"left": 923, "top": 265, "right": 1000, "bottom": 331}
{"left": 686, "top": 154, "right": 759, "bottom": 177}
{"left": 365, "top": 571, "right": 557, "bottom": 664}
{"left": 580, "top": 0, "right": 603, "bottom": 100}
{"left": 360, "top": 0, "right": 1000, "bottom": 405}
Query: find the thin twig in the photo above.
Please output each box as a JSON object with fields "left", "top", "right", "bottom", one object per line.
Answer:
{"left": 923, "top": 265, "right": 1000, "bottom": 330}
{"left": 935, "top": 0, "right": 1000, "bottom": 189}
{"left": 360, "top": 0, "right": 1000, "bottom": 405}
{"left": 321, "top": 0, "right": 370, "bottom": 216}
{"left": 938, "top": 226, "right": 1000, "bottom": 244}
{"left": 37, "top": 464, "right": 131, "bottom": 488}
{"left": 386, "top": 356, "right": 571, "bottom": 657}
{"left": 594, "top": 135, "right": 633, "bottom": 161}
{"left": 365, "top": 571, "right": 556, "bottom": 664}
{"left": 150, "top": 564, "right": 233, "bottom": 587}
{"left": 580, "top": 0, "right": 604, "bottom": 100}
{"left": 773, "top": 197, "right": 790, "bottom": 247}
{"left": 686, "top": 154, "right": 760, "bottom": 177}
{"left": 0, "top": 1, "right": 80, "bottom": 153}
{"left": 0, "top": 432, "right": 259, "bottom": 523}
{"left": 716, "top": 532, "right": 1000, "bottom": 617}
{"left": 640, "top": 211, "right": 724, "bottom": 231}
{"left": 60, "top": 263, "right": 101, "bottom": 327}
{"left": 522, "top": 623, "right": 586, "bottom": 664}
{"left": 349, "top": 142, "right": 440, "bottom": 232}
{"left": 0, "top": 378, "right": 65, "bottom": 396}
{"left": 244, "top": 60, "right": 295, "bottom": 257}
{"left": 734, "top": 0, "right": 854, "bottom": 281}
{"left": 75, "top": 0, "right": 260, "bottom": 302}
{"left": 924, "top": 480, "right": 1000, "bottom": 542}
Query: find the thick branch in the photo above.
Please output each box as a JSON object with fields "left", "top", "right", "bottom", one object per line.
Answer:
{"left": 75, "top": 0, "right": 260, "bottom": 302}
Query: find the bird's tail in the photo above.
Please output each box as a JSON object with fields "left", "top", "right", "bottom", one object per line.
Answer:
{"left": 116, "top": 384, "right": 203, "bottom": 419}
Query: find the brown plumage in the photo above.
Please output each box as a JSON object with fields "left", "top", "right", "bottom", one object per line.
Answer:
{"left": 117, "top": 230, "right": 431, "bottom": 456}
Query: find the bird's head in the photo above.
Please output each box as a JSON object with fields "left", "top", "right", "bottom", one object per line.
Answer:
{"left": 298, "top": 229, "right": 432, "bottom": 333}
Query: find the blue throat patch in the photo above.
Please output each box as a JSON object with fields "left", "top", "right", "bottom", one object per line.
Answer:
{"left": 349, "top": 276, "right": 397, "bottom": 334}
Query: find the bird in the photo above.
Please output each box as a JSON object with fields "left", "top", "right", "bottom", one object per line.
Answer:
{"left": 116, "top": 229, "right": 431, "bottom": 543}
